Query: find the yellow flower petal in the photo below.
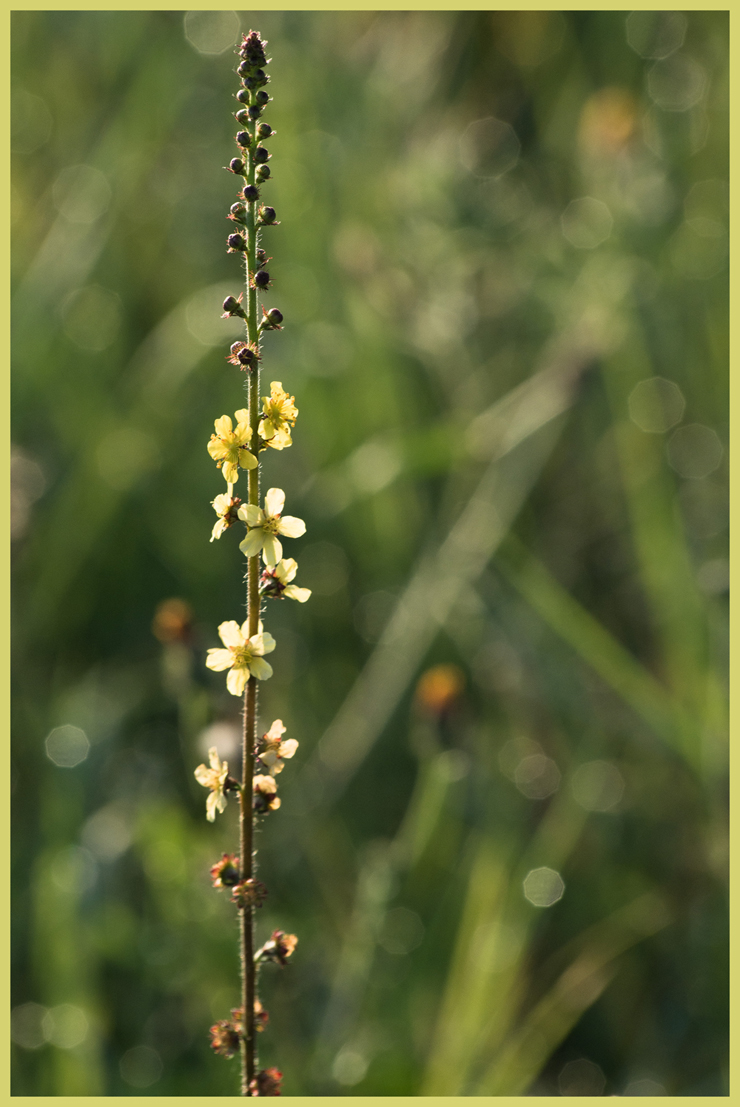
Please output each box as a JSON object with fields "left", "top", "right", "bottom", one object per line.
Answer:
{"left": 277, "top": 515, "right": 306, "bottom": 539}
{"left": 218, "top": 621, "right": 244, "bottom": 649}
{"left": 284, "top": 584, "right": 312, "bottom": 603}
{"left": 206, "top": 648, "right": 234, "bottom": 671}
{"left": 265, "top": 487, "right": 285, "bottom": 517}
{"left": 262, "top": 534, "right": 282, "bottom": 566}
{"left": 248, "top": 656, "right": 273, "bottom": 680}
{"left": 226, "top": 665, "right": 250, "bottom": 696}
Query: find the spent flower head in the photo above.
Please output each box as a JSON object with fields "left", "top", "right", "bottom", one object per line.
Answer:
{"left": 249, "top": 1067, "right": 282, "bottom": 1096}
{"left": 256, "top": 929, "right": 298, "bottom": 966}
{"left": 238, "top": 488, "right": 306, "bottom": 566}
{"left": 210, "top": 854, "right": 241, "bottom": 888}
{"left": 231, "top": 877, "right": 268, "bottom": 908}
{"left": 210, "top": 1017, "right": 241, "bottom": 1059}
{"left": 253, "top": 773, "right": 281, "bottom": 814}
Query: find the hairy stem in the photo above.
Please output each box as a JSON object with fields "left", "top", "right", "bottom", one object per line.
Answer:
{"left": 240, "top": 106, "right": 261, "bottom": 1096}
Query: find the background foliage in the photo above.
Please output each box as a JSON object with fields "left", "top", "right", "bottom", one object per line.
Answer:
{"left": 11, "top": 9, "right": 728, "bottom": 1096}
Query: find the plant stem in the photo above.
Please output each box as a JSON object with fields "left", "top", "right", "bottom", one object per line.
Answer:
{"left": 240, "top": 107, "right": 261, "bottom": 1096}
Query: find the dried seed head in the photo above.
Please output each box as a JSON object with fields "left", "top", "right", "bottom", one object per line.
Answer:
{"left": 231, "top": 877, "right": 268, "bottom": 908}
{"left": 209, "top": 1018, "right": 241, "bottom": 1058}
{"left": 249, "top": 1068, "right": 282, "bottom": 1096}
{"left": 210, "top": 853, "right": 241, "bottom": 888}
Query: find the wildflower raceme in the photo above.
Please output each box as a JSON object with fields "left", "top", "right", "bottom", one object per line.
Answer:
{"left": 191, "top": 30, "right": 310, "bottom": 1094}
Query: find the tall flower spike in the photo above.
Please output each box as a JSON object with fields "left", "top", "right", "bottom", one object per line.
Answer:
{"left": 202, "top": 30, "right": 305, "bottom": 1093}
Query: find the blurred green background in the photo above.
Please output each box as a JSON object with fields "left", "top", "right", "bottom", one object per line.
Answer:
{"left": 11, "top": 9, "right": 728, "bottom": 1097}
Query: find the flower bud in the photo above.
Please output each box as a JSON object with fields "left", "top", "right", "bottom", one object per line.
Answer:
{"left": 255, "top": 90, "right": 270, "bottom": 106}
{"left": 256, "top": 249, "right": 269, "bottom": 268}
{"left": 229, "top": 157, "right": 245, "bottom": 175}
{"left": 236, "top": 130, "right": 250, "bottom": 148}
{"left": 222, "top": 295, "right": 240, "bottom": 314}
{"left": 258, "top": 205, "right": 277, "bottom": 226}
{"left": 253, "top": 145, "right": 270, "bottom": 164}
{"left": 242, "top": 184, "right": 260, "bottom": 204}
{"left": 235, "top": 109, "right": 249, "bottom": 125}
{"left": 229, "top": 202, "right": 246, "bottom": 221}
{"left": 227, "top": 232, "right": 247, "bottom": 252}
{"left": 248, "top": 104, "right": 263, "bottom": 120}
{"left": 254, "top": 269, "right": 271, "bottom": 290}
{"left": 256, "top": 165, "right": 271, "bottom": 182}
{"left": 238, "top": 346, "right": 257, "bottom": 368}
{"left": 265, "top": 307, "right": 283, "bottom": 327}
{"left": 257, "top": 123, "right": 273, "bottom": 140}
{"left": 236, "top": 89, "right": 250, "bottom": 104}
{"left": 237, "top": 60, "right": 251, "bottom": 78}
{"left": 240, "top": 31, "right": 268, "bottom": 68}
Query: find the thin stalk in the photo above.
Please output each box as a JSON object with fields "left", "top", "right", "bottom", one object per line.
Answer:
{"left": 240, "top": 106, "right": 261, "bottom": 1096}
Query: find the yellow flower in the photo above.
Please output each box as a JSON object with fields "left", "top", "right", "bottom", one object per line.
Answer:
{"left": 238, "top": 488, "right": 306, "bottom": 567}
{"left": 205, "top": 619, "right": 276, "bottom": 695}
{"left": 259, "top": 719, "right": 299, "bottom": 775}
{"left": 210, "top": 491, "right": 242, "bottom": 541}
{"left": 259, "top": 382, "right": 297, "bottom": 450}
{"left": 194, "top": 747, "right": 229, "bottom": 821}
{"left": 259, "top": 558, "right": 312, "bottom": 602}
{"left": 207, "top": 409, "right": 258, "bottom": 483}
